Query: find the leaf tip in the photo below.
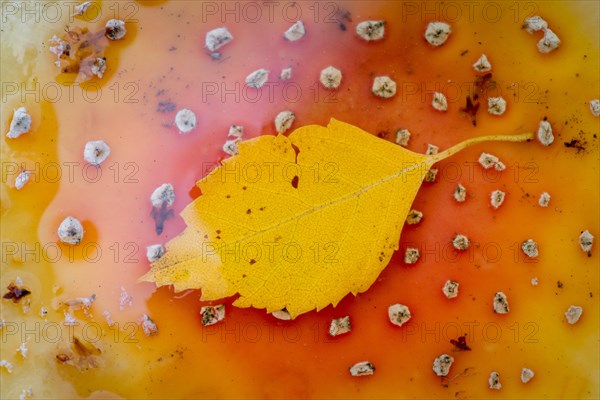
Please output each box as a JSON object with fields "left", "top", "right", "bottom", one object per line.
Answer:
{"left": 138, "top": 271, "right": 155, "bottom": 284}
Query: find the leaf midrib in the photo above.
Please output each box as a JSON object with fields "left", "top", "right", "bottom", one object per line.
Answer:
{"left": 177, "top": 155, "right": 432, "bottom": 264}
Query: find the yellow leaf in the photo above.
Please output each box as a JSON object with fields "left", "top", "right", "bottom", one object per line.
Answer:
{"left": 141, "top": 119, "right": 532, "bottom": 318}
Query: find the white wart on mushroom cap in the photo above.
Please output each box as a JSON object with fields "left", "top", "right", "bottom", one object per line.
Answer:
{"left": 83, "top": 140, "right": 111, "bottom": 165}
{"left": 6, "top": 107, "right": 32, "bottom": 139}
{"left": 57, "top": 216, "right": 84, "bottom": 245}
{"left": 105, "top": 19, "right": 126, "bottom": 40}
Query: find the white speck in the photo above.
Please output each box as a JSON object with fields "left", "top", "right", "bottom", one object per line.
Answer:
{"left": 119, "top": 287, "right": 133, "bottom": 310}
{"left": 372, "top": 76, "right": 397, "bottom": 98}
{"left": 63, "top": 294, "right": 96, "bottom": 310}
{"left": 140, "top": 314, "right": 158, "bottom": 336}
{"left": 15, "top": 276, "right": 24, "bottom": 286}
{"left": 200, "top": 305, "right": 225, "bottom": 326}
{"left": 21, "top": 298, "right": 31, "bottom": 314}
{"left": 174, "top": 109, "right": 196, "bottom": 133}
{"left": 320, "top": 66, "right": 342, "bottom": 89}
{"left": 404, "top": 247, "right": 420, "bottom": 264}
{"left": 349, "top": 361, "right": 375, "bottom": 376}
{"left": 16, "top": 341, "right": 28, "bottom": 358}
{"left": 83, "top": 140, "right": 111, "bottom": 166}
{"left": 488, "top": 371, "right": 502, "bottom": 390}
{"left": 537, "top": 28, "right": 560, "bottom": 53}
{"left": 105, "top": 19, "right": 126, "bottom": 40}
{"left": 222, "top": 139, "right": 240, "bottom": 156}
{"left": 590, "top": 99, "right": 600, "bottom": 116}
{"left": 454, "top": 183, "right": 467, "bottom": 202}
{"left": 284, "top": 20, "right": 305, "bottom": 41}
{"left": 395, "top": 129, "right": 411, "bottom": 146}
{"left": 521, "top": 239, "right": 539, "bottom": 258}
{"left": 523, "top": 16, "right": 547, "bottom": 34}
{"left": 0, "top": 360, "right": 13, "bottom": 373}
{"left": 19, "top": 387, "right": 33, "bottom": 400}
{"left": 150, "top": 183, "right": 175, "bottom": 208}
{"left": 205, "top": 27, "right": 233, "bottom": 52}
{"left": 432, "top": 92, "right": 448, "bottom": 111}
{"left": 565, "top": 305, "right": 583, "bottom": 324}
{"left": 57, "top": 216, "right": 84, "bottom": 245}
{"left": 40, "top": 306, "right": 48, "bottom": 318}
{"left": 49, "top": 35, "right": 69, "bottom": 59}
{"left": 228, "top": 125, "right": 243, "bottom": 139}
{"left": 406, "top": 209, "right": 423, "bottom": 225}
{"left": 432, "top": 354, "right": 454, "bottom": 376}
{"left": 579, "top": 230, "right": 594, "bottom": 253}
{"left": 493, "top": 291, "right": 509, "bottom": 314}
{"left": 388, "top": 303, "right": 411, "bottom": 327}
{"left": 15, "top": 171, "right": 30, "bottom": 190}
{"left": 538, "top": 192, "right": 551, "bottom": 207}
{"left": 91, "top": 57, "right": 107, "bottom": 78}
{"left": 63, "top": 311, "right": 78, "bottom": 326}
{"left": 274, "top": 110, "right": 295, "bottom": 133}
{"left": 245, "top": 68, "right": 269, "bottom": 88}
{"left": 488, "top": 97, "right": 507, "bottom": 115}
{"left": 146, "top": 244, "right": 164, "bottom": 262}
{"left": 473, "top": 54, "right": 492, "bottom": 72}
{"left": 490, "top": 190, "right": 505, "bottom": 209}
{"left": 356, "top": 20, "right": 385, "bottom": 41}
{"left": 452, "top": 234, "right": 470, "bottom": 251}
{"left": 521, "top": 368, "right": 534, "bottom": 383}
{"left": 103, "top": 310, "right": 115, "bottom": 326}
{"left": 478, "top": 152, "right": 500, "bottom": 169}
{"left": 329, "top": 316, "right": 351, "bottom": 336}
{"left": 6, "top": 107, "right": 32, "bottom": 139}
{"left": 442, "top": 280, "right": 459, "bottom": 299}
{"left": 280, "top": 67, "right": 292, "bottom": 80}
{"left": 424, "top": 21, "right": 451, "bottom": 46}
{"left": 426, "top": 144, "right": 439, "bottom": 155}
{"left": 72, "top": 1, "right": 92, "bottom": 16}
{"left": 271, "top": 309, "right": 291, "bottom": 320}
{"left": 531, "top": 277, "right": 539, "bottom": 286}
{"left": 494, "top": 161, "right": 506, "bottom": 171}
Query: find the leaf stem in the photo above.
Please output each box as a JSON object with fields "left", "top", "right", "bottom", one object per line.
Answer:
{"left": 430, "top": 132, "right": 534, "bottom": 163}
